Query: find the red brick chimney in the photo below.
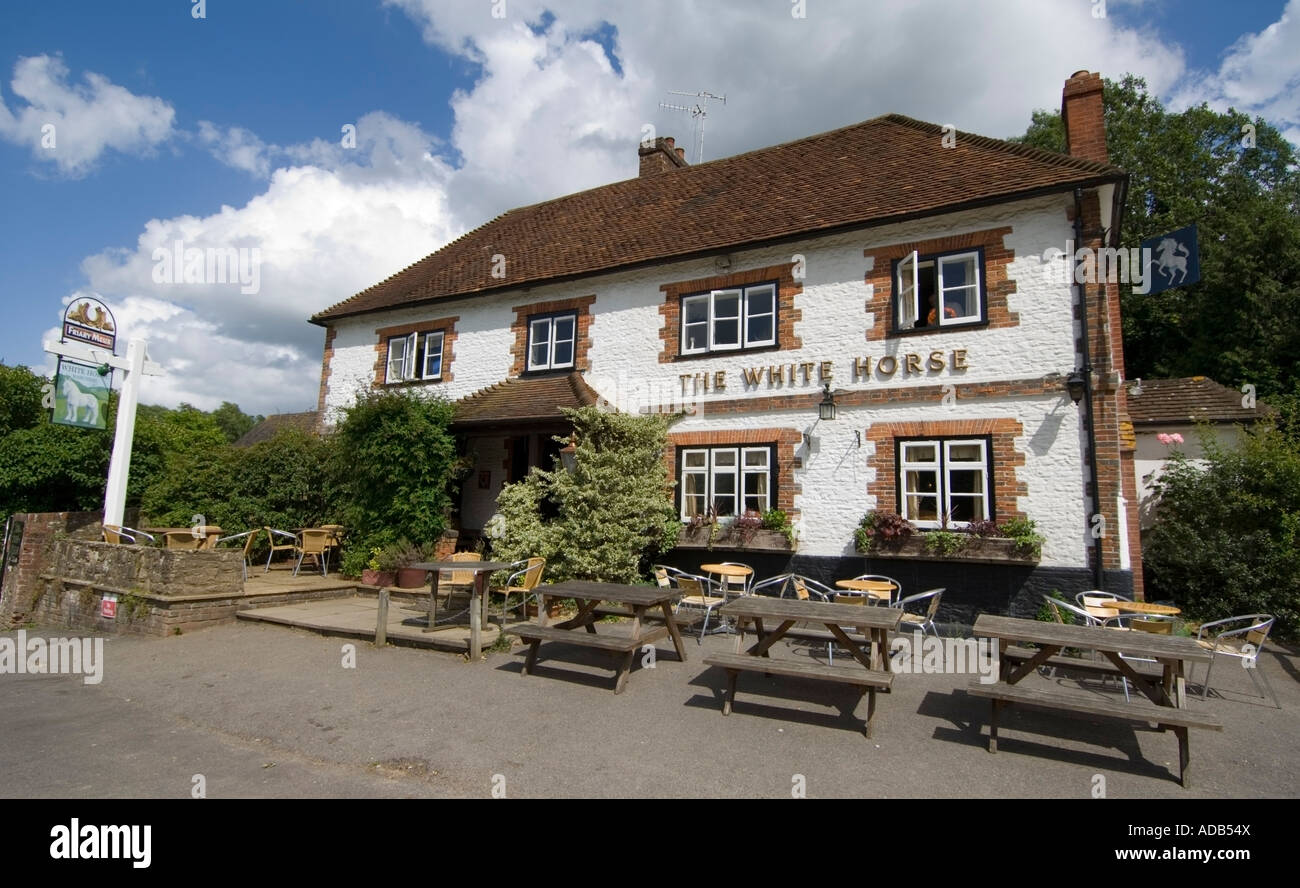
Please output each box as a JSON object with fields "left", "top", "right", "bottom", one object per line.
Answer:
{"left": 1062, "top": 70, "right": 1108, "bottom": 164}
{"left": 639, "top": 135, "right": 689, "bottom": 176}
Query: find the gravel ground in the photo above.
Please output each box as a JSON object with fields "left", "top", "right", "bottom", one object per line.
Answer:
{"left": 1, "top": 621, "right": 1295, "bottom": 798}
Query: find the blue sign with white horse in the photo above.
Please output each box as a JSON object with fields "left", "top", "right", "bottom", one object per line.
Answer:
{"left": 1140, "top": 225, "right": 1199, "bottom": 296}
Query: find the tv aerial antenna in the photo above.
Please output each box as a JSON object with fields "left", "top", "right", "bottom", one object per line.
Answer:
{"left": 658, "top": 89, "right": 726, "bottom": 163}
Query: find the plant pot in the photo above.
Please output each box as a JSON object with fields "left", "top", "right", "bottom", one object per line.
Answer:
{"left": 675, "top": 527, "right": 796, "bottom": 553}
{"left": 395, "top": 567, "right": 428, "bottom": 589}
{"left": 362, "top": 569, "right": 397, "bottom": 587}
{"left": 862, "top": 535, "right": 1040, "bottom": 565}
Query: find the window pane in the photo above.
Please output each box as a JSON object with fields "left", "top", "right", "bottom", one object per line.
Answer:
{"left": 530, "top": 342, "right": 550, "bottom": 368}
{"left": 948, "top": 443, "right": 982, "bottom": 462}
{"left": 552, "top": 340, "right": 574, "bottom": 367}
{"left": 897, "top": 253, "right": 918, "bottom": 328}
{"left": 683, "top": 322, "right": 708, "bottom": 351}
{"left": 683, "top": 471, "right": 707, "bottom": 518}
{"left": 712, "top": 450, "right": 737, "bottom": 467}
{"left": 905, "top": 468, "right": 938, "bottom": 494}
{"left": 743, "top": 449, "right": 768, "bottom": 468}
{"left": 528, "top": 319, "right": 551, "bottom": 369}
{"left": 713, "top": 319, "right": 740, "bottom": 346}
{"left": 903, "top": 443, "right": 937, "bottom": 463}
{"left": 942, "top": 286, "right": 977, "bottom": 320}
{"left": 948, "top": 496, "right": 983, "bottom": 522}
{"left": 940, "top": 256, "right": 974, "bottom": 288}
{"left": 745, "top": 315, "right": 773, "bottom": 345}
{"left": 918, "top": 264, "right": 938, "bottom": 326}
{"left": 712, "top": 291, "right": 740, "bottom": 319}
{"left": 387, "top": 337, "right": 406, "bottom": 381}
{"left": 554, "top": 315, "right": 576, "bottom": 343}
{"left": 905, "top": 493, "right": 939, "bottom": 522}
{"left": 683, "top": 297, "right": 709, "bottom": 324}
{"left": 948, "top": 469, "right": 984, "bottom": 494}
{"left": 683, "top": 450, "right": 707, "bottom": 468}
{"left": 423, "top": 333, "right": 443, "bottom": 378}
{"left": 743, "top": 472, "right": 768, "bottom": 514}
{"left": 746, "top": 286, "right": 774, "bottom": 315}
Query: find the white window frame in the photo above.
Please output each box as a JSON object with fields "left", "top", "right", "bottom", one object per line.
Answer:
{"left": 679, "top": 445, "right": 773, "bottom": 520}
{"left": 894, "top": 249, "right": 983, "bottom": 330}
{"left": 526, "top": 312, "right": 577, "bottom": 372}
{"left": 679, "top": 282, "right": 778, "bottom": 355}
{"left": 898, "top": 437, "right": 990, "bottom": 528}
{"left": 385, "top": 330, "right": 446, "bottom": 384}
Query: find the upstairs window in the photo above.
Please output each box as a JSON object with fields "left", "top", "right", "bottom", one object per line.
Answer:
{"left": 527, "top": 313, "right": 577, "bottom": 372}
{"left": 895, "top": 249, "right": 984, "bottom": 331}
{"left": 385, "top": 330, "right": 445, "bottom": 383}
{"left": 680, "top": 282, "right": 777, "bottom": 355}
{"left": 898, "top": 438, "right": 990, "bottom": 528}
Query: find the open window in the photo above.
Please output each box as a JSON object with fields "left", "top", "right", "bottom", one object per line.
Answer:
{"left": 385, "top": 330, "right": 445, "bottom": 383}
{"left": 894, "top": 249, "right": 984, "bottom": 331}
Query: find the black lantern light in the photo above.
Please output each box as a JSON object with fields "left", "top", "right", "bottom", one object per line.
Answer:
{"left": 1066, "top": 369, "right": 1087, "bottom": 405}
{"left": 818, "top": 383, "right": 837, "bottom": 421}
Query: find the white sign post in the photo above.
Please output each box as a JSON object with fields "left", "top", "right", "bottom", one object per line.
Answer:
{"left": 42, "top": 337, "right": 164, "bottom": 528}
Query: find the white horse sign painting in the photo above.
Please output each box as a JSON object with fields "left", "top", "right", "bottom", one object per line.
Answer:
{"left": 1139, "top": 224, "right": 1200, "bottom": 297}
{"left": 52, "top": 358, "right": 110, "bottom": 430}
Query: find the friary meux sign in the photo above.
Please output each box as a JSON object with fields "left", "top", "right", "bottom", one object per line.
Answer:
{"left": 62, "top": 297, "right": 117, "bottom": 350}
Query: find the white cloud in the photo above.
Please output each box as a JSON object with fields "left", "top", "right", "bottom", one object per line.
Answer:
{"left": 1168, "top": 0, "right": 1300, "bottom": 145}
{"left": 0, "top": 55, "right": 176, "bottom": 176}
{"left": 53, "top": 0, "right": 1200, "bottom": 413}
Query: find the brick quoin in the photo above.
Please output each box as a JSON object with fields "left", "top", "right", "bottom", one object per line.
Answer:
{"left": 864, "top": 226, "right": 1018, "bottom": 341}
{"left": 372, "top": 316, "right": 460, "bottom": 388}
{"left": 315, "top": 325, "right": 336, "bottom": 430}
{"left": 864, "top": 419, "right": 1027, "bottom": 523}
{"left": 658, "top": 262, "right": 803, "bottom": 363}
{"left": 665, "top": 428, "right": 804, "bottom": 514}
{"left": 509, "top": 295, "right": 596, "bottom": 376}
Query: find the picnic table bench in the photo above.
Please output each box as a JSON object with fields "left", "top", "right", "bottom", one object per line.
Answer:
{"left": 703, "top": 596, "right": 901, "bottom": 738}
{"left": 971, "top": 615, "right": 1222, "bottom": 787}
{"left": 507, "top": 580, "right": 688, "bottom": 694}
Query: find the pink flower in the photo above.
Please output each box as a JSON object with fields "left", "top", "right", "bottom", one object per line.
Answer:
{"left": 1170, "top": 432, "right": 1184, "bottom": 444}
{"left": 1156, "top": 433, "right": 1184, "bottom": 446}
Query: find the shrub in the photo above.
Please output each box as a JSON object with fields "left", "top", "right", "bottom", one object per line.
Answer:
{"left": 1144, "top": 424, "right": 1300, "bottom": 637}
{"left": 999, "top": 517, "right": 1045, "bottom": 558}
{"left": 854, "top": 510, "right": 916, "bottom": 552}
{"left": 492, "top": 407, "right": 679, "bottom": 583}
{"left": 329, "top": 388, "right": 464, "bottom": 549}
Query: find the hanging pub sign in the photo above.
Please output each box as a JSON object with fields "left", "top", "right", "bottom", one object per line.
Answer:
{"left": 1139, "top": 224, "right": 1199, "bottom": 296}
{"left": 52, "top": 358, "right": 111, "bottom": 429}
{"left": 62, "top": 296, "right": 117, "bottom": 350}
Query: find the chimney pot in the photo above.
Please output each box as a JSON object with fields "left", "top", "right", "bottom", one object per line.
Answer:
{"left": 638, "top": 135, "right": 689, "bottom": 177}
{"left": 675, "top": 147, "right": 685, "bottom": 161}
{"left": 664, "top": 137, "right": 675, "bottom": 150}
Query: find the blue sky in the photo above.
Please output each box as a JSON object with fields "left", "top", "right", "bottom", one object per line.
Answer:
{"left": 2, "top": 0, "right": 1296, "bottom": 415}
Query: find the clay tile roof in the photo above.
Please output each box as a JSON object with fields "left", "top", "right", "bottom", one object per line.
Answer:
{"left": 452, "top": 372, "right": 601, "bottom": 427}
{"left": 1126, "top": 377, "right": 1272, "bottom": 425}
{"left": 232, "top": 411, "right": 319, "bottom": 447}
{"left": 312, "top": 114, "right": 1123, "bottom": 323}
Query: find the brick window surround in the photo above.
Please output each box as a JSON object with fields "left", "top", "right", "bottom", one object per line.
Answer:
{"left": 865, "top": 419, "right": 1026, "bottom": 522}
{"left": 864, "top": 226, "right": 1017, "bottom": 341}
{"left": 666, "top": 428, "right": 804, "bottom": 514}
{"left": 373, "top": 316, "right": 459, "bottom": 387}
{"left": 659, "top": 263, "right": 803, "bottom": 363}
{"left": 510, "top": 295, "right": 596, "bottom": 376}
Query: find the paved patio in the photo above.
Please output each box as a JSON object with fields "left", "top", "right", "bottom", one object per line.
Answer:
{"left": 1, "top": 620, "right": 1295, "bottom": 798}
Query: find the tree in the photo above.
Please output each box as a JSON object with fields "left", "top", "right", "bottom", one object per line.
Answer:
{"left": 0, "top": 363, "right": 46, "bottom": 438}
{"left": 329, "top": 388, "right": 462, "bottom": 550}
{"left": 492, "top": 407, "right": 680, "bottom": 583}
{"left": 1143, "top": 424, "right": 1300, "bottom": 637}
{"left": 210, "top": 401, "right": 262, "bottom": 443}
{"left": 1015, "top": 75, "right": 1300, "bottom": 400}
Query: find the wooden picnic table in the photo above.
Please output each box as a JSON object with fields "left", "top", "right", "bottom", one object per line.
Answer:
{"left": 507, "top": 580, "right": 687, "bottom": 694}
{"left": 146, "top": 526, "right": 224, "bottom": 548}
{"left": 410, "top": 560, "right": 515, "bottom": 661}
{"left": 704, "top": 597, "right": 902, "bottom": 737}
{"left": 969, "top": 614, "right": 1221, "bottom": 787}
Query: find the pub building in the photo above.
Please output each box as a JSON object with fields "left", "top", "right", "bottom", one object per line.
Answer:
{"left": 310, "top": 71, "right": 1142, "bottom": 618}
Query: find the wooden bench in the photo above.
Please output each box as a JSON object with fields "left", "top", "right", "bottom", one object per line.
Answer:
{"left": 1002, "top": 645, "right": 1163, "bottom": 682}
{"left": 508, "top": 622, "right": 647, "bottom": 652}
{"left": 704, "top": 651, "right": 894, "bottom": 738}
{"left": 967, "top": 681, "right": 1223, "bottom": 787}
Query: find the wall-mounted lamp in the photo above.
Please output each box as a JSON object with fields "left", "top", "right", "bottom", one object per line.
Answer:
{"left": 559, "top": 440, "right": 577, "bottom": 473}
{"left": 1065, "top": 369, "right": 1087, "bottom": 405}
{"left": 854, "top": 430, "right": 861, "bottom": 448}
{"left": 818, "top": 383, "right": 837, "bottom": 421}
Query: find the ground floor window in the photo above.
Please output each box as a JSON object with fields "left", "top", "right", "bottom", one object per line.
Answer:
{"left": 679, "top": 445, "right": 772, "bottom": 519}
{"left": 897, "top": 437, "right": 990, "bottom": 527}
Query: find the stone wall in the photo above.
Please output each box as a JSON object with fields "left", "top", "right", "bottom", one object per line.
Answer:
{"left": 0, "top": 510, "right": 119, "bottom": 626}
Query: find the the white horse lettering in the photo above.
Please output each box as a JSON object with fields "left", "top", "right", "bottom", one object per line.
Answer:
{"left": 61, "top": 377, "right": 100, "bottom": 425}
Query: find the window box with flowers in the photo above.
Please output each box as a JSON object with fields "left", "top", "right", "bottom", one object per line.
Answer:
{"left": 677, "top": 508, "right": 798, "bottom": 553}
{"left": 854, "top": 511, "right": 1042, "bottom": 565}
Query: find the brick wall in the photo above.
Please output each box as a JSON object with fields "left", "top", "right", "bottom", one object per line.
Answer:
{"left": 508, "top": 295, "right": 596, "bottom": 376}
{"left": 864, "top": 226, "right": 1018, "bottom": 341}
{"left": 658, "top": 262, "right": 803, "bottom": 363}
{"left": 1, "top": 511, "right": 111, "bottom": 627}
{"left": 864, "top": 418, "right": 1027, "bottom": 523}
